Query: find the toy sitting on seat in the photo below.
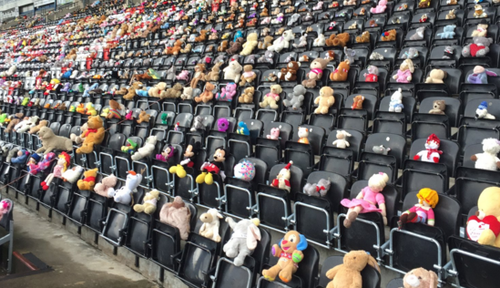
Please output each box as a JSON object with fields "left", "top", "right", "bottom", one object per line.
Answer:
{"left": 324, "top": 250, "right": 380, "bottom": 288}
{"left": 0, "top": 199, "right": 13, "bottom": 221}
{"left": 298, "top": 127, "right": 309, "bottom": 144}
{"left": 466, "top": 65, "right": 498, "bottom": 84}
{"left": 159, "top": 196, "right": 191, "bottom": 240}
{"left": 199, "top": 208, "right": 223, "bottom": 242}
{"left": 398, "top": 188, "right": 439, "bottom": 229}
{"left": 370, "top": 0, "right": 387, "bottom": 13}
{"left": 471, "top": 138, "right": 500, "bottom": 171}
{"left": 393, "top": 59, "right": 414, "bottom": 83}
{"left": 223, "top": 217, "right": 261, "bottom": 266}
{"left": 303, "top": 178, "right": 331, "bottom": 197}
{"left": 332, "top": 130, "right": 352, "bottom": 149}
{"left": 156, "top": 144, "right": 175, "bottom": 162}
{"left": 402, "top": 268, "right": 439, "bottom": 288}
{"left": 133, "top": 189, "right": 160, "bottom": 214}
{"left": 107, "top": 170, "right": 144, "bottom": 205}
{"left": 466, "top": 187, "right": 500, "bottom": 247}
{"left": 41, "top": 152, "right": 70, "bottom": 191}
{"left": 196, "top": 147, "right": 228, "bottom": 185}
{"left": 413, "top": 134, "right": 443, "bottom": 163}
{"left": 388, "top": 88, "right": 404, "bottom": 113}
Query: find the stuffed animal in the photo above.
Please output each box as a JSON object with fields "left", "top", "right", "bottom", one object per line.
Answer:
{"left": 381, "top": 29, "right": 397, "bottom": 41}
{"left": 437, "top": 25, "right": 456, "bottom": 39}
{"left": 190, "top": 116, "right": 205, "bottom": 132}
{"left": 164, "top": 83, "right": 183, "bottom": 99}
{"left": 402, "top": 268, "right": 438, "bottom": 288}
{"left": 283, "top": 85, "right": 306, "bottom": 110}
{"left": 36, "top": 127, "right": 73, "bottom": 154}
{"left": 77, "top": 168, "right": 98, "bottom": 190}
{"left": 425, "top": 69, "right": 447, "bottom": 84}
{"left": 196, "top": 147, "right": 228, "bottom": 185}
{"left": 237, "top": 121, "right": 250, "bottom": 135}
{"left": 195, "top": 82, "right": 215, "bottom": 103}
{"left": 190, "top": 64, "right": 206, "bottom": 89}
{"left": 466, "top": 187, "right": 500, "bottom": 247}
{"left": 0, "top": 199, "right": 12, "bottom": 221}
{"left": 223, "top": 217, "right": 261, "bottom": 266}
{"left": 259, "top": 84, "right": 283, "bottom": 110}
{"left": 314, "top": 87, "right": 335, "bottom": 114}
{"left": 476, "top": 101, "right": 496, "bottom": 120}
{"left": 446, "top": 9, "right": 456, "bottom": 20}
{"left": 233, "top": 159, "right": 256, "bottom": 181}
{"left": 6, "top": 148, "right": 20, "bottom": 163}
{"left": 472, "top": 24, "right": 488, "bottom": 37}
{"left": 388, "top": 88, "right": 404, "bottom": 113}
{"left": 240, "top": 33, "right": 258, "bottom": 56}
{"left": 262, "top": 230, "right": 308, "bottom": 283}
{"left": 467, "top": 65, "right": 498, "bottom": 84}
{"left": 148, "top": 82, "right": 168, "bottom": 99}
{"left": 94, "top": 175, "right": 118, "bottom": 197}
{"left": 393, "top": 59, "right": 414, "bottom": 83}
{"left": 41, "top": 152, "right": 70, "bottom": 190}
{"left": 223, "top": 60, "right": 243, "bottom": 83}
{"left": 473, "top": 4, "right": 487, "bottom": 18}
{"left": 199, "top": 208, "right": 223, "bottom": 242}
{"left": 131, "top": 136, "right": 157, "bottom": 161}
{"left": 471, "top": 138, "right": 500, "bottom": 171}
{"left": 218, "top": 118, "right": 230, "bottom": 132}
{"left": 267, "top": 30, "right": 295, "bottom": 52}
{"left": 325, "top": 250, "right": 380, "bottom": 288}
{"left": 267, "top": 127, "right": 281, "bottom": 140}
{"left": 413, "top": 134, "right": 443, "bottom": 163}
{"left": 134, "top": 189, "right": 160, "bottom": 214}
{"left": 238, "top": 65, "right": 257, "bottom": 86}
{"left": 16, "top": 116, "right": 39, "bottom": 133}
{"left": 227, "top": 38, "right": 245, "bottom": 55}
{"left": 332, "top": 130, "right": 352, "bottom": 149}
{"left": 373, "top": 145, "right": 391, "bottom": 155}
{"left": 205, "top": 62, "right": 223, "bottom": 81}
{"left": 11, "top": 149, "right": 30, "bottom": 164}
{"left": 169, "top": 141, "right": 200, "bottom": 179}
{"left": 159, "top": 196, "right": 191, "bottom": 240}
{"left": 270, "top": 161, "right": 293, "bottom": 192}
{"left": 124, "top": 81, "right": 143, "bottom": 100}
{"left": 156, "top": 144, "right": 175, "bottom": 162}
{"left": 5, "top": 113, "right": 23, "bottom": 133}
{"left": 429, "top": 100, "right": 446, "bottom": 115}
{"left": 302, "top": 58, "right": 330, "bottom": 88}
{"left": 370, "top": 0, "right": 387, "bottom": 13}
{"left": 364, "top": 66, "right": 379, "bottom": 82}
{"left": 258, "top": 36, "right": 274, "bottom": 50}
{"left": 76, "top": 116, "right": 105, "bottom": 154}
{"left": 398, "top": 188, "right": 439, "bottom": 229}
{"left": 297, "top": 127, "right": 309, "bottom": 144}
{"left": 330, "top": 60, "right": 350, "bottom": 82}
{"left": 279, "top": 61, "right": 300, "bottom": 82}
{"left": 462, "top": 37, "right": 493, "bottom": 57}
{"left": 303, "top": 178, "right": 331, "bottom": 197}
{"left": 216, "top": 83, "right": 237, "bottom": 102}
{"left": 325, "top": 33, "right": 350, "bottom": 47}
{"left": 107, "top": 170, "right": 143, "bottom": 205}
{"left": 351, "top": 95, "right": 365, "bottom": 110}
{"left": 313, "top": 34, "right": 326, "bottom": 47}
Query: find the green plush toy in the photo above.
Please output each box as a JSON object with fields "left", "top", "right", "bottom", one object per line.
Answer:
{"left": 0, "top": 113, "right": 7, "bottom": 124}
{"left": 78, "top": 83, "right": 84, "bottom": 93}
{"left": 21, "top": 97, "right": 29, "bottom": 106}
{"left": 161, "top": 113, "right": 168, "bottom": 125}
{"left": 121, "top": 139, "right": 138, "bottom": 154}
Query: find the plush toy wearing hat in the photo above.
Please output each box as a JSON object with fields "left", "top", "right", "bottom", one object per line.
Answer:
{"left": 270, "top": 161, "right": 293, "bottom": 192}
{"left": 413, "top": 134, "right": 442, "bottom": 163}
{"left": 398, "top": 188, "right": 439, "bottom": 229}
{"left": 476, "top": 101, "right": 496, "bottom": 120}
{"left": 41, "top": 151, "right": 70, "bottom": 191}
{"left": 26, "top": 153, "right": 41, "bottom": 172}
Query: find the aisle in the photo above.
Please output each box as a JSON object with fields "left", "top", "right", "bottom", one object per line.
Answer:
{"left": 0, "top": 197, "right": 159, "bottom": 288}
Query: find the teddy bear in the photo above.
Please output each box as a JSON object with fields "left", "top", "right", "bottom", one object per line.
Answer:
{"left": 223, "top": 217, "right": 261, "bottom": 266}
{"left": 351, "top": 95, "right": 365, "bottom": 110}
{"left": 136, "top": 111, "right": 151, "bottom": 124}
{"left": 148, "top": 82, "right": 167, "bottom": 98}
{"left": 325, "top": 250, "right": 380, "bottom": 288}
{"left": 131, "top": 136, "right": 158, "bottom": 161}
{"left": 279, "top": 61, "right": 300, "bottom": 82}
{"left": 94, "top": 175, "right": 118, "bottom": 197}
{"left": 283, "top": 85, "right": 306, "bottom": 110}
{"left": 302, "top": 58, "right": 330, "bottom": 88}
{"left": 402, "top": 268, "right": 438, "bottom": 288}
{"left": 218, "top": 40, "right": 229, "bottom": 52}
{"left": 239, "top": 87, "right": 255, "bottom": 104}
{"left": 76, "top": 116, "right": 105, "bottom": 154}
{"left": 370, "top": 0, "right": 387, "bottom": 13}
{"left": 425, "top": 69, "right": 447, "bottom": 84}
{"left": 124, "top": 81, "right": 143, "bottom": 100}
{"left": 205, "top": 62, "right": 223, "bottom": 82}
{"left": 195, "top": 30, "right": 208, "bottom": 42}
{"left": 466, "top": 187, "right": 500, "bottom": 248}
{"left": 194, "top": 83, "right": 215, "bottom": 103}
{"left": 355, "top": 31, "right": 370, "bottom": 43}
{"left": 35, "top": 127, "right": 73, "bottom": 154}
{"left": 133, "top": 189, "right": 161, "bottom": 214}
{"left": 471, "top": 138, "right": 500, "bottom": 171}
{"left": 239, "top": 65, "right": 257, "bottom": 86}
{"left": 314, "top": 87, "right": 335, "bottom": 114}
{"left": 163, "top": 83, "right": 183, "bottom": 99}
{"left": 216, "top": 83, "right": 237, "bottom": 102}
{"left": 325, "top": 33, "right": 350, "bottom": 47}
{"left": 181, "top": 87, "right": 194, "bottom": 100}
{"left": 267, "top": 29, "right": 295, "bottom": 52}
{"left": 77, "top": 168, "right": 99, "bottom": 191}
{"left": 190, "top": 64, "right": 206, "bottom": 89}
{"left": 462, "top": 37, "right": 493, "bottom": 57}
{"left": 381, "top": 29, "right": 397, "bottom": 41}
{"left": 159, "top": 196, "right": 192, "bottom": 240}
{"left": 29, "top": 119, "right": 48, "bottom": 134}
{"left": 472, "top": 24, "right": 488, "bottom": 37}
{"left": 223, "top": 60, "right": 243, "bottom": 83}
{"left": 199, "top": 208, "right": 224, "bottom": 242}
{"left": 393, "top": 59, "right": 414, "bottom": 83}
{"left": 303, "top": 178, "right": 331, "bottom": 197}
{"left": 226, "top": 38, "right": 245, "bottom": 55}
{"left": 240, "top": 32, "right": 258, "bottom": 56}
{"left": 429, "top": 100, "right": 446, "bottom": 115}
{"left": 262, "top": 230, "right": 308, "bottom": 283}
{"left": 5, "top": 113, "right": 23, "bottom": 133}
{"left": 258, "top": 36, "right": 274, "bottom": 50}
{"left": 387, "top": 88, "right": 404, "bottom": 113}
{"left": 260, "top": 84, "right": 283, "bottom": 110}
{"left": 332, "top": 130, "right": 352, "bottom": 149}
{"left": 330, "top": 60, "right": 350, "bottom": 82}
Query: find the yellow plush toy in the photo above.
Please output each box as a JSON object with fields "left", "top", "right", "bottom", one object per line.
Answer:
{"left": 466, "top": 187, "right": 500, "bottom": 248}
{"left": 85, "top": 102, "right": 97, "bottom": 116}
{"left": 133, "top": 189, "right": 161, "bottom": 214}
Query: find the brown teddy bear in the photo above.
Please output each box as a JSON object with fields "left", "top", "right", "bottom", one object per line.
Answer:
{"left": 205, "top": 62, "right": 223, "bottom": 81}
{"left": 190, "top": 64, "right": 206, "bottom": 89}
{"left": 302, "top": 58, "right": 330, "bottom": 88}
{"left": 351, "top": 95, "right": 365, "bottom": 110}
{"left": 5, "top": 113, "right": 23, "bottom": 133}
{"left": 258, "top": 36, "right": 274, "bottom": 50}
{"left": 29, "top": 119, "right": 48, "bottom": 134}
{"left": 402, "top": 268, "right": 438, "bottom": 288}
{"left": 136, "top": 111, "right": 151, "bottom": 124}
{"left": 218, "top": 40, "right": 229, "bottom": 52}
{"left": 76, "top": 116, "right": 105, "bottom": 154}
{"left": 324, "top": 250, "right": 380, "bottom": 288}
{"left": 381, "top": 29, "right": 397, "bottom": 41}
{"left": 240, "top": 65, "right": 258, "bottom": 85}
{"left": 325, "top": 33, "right": 350, "bottom": 47}
{"left": 124, "top": 81, "right": 143, "bottom": 100}
{"left": 164, "top": 83, "right": 183, "bottom": 99}
{"left": 239, "top": 87, "right": 255, "bottom": 103}
{"left": 65, "top": 48, "right": 77, "bottom": 60}
{"left": 195, "top": 83, "right": 216, "bottom": 103}
{"left": 148, "top": 82, "right": 167, "bottom": 98}
{"left": 166, "top": 40, "right": 183, "bottom": 55}
{"left": 226, "top": 38, "right": 245, "bottom": 55}
{"left": 330, "top": 60, "right": 350, "bottom": 82}
{"left": 77, "top": 168, "right": 98, "bottom": 191}
{"left": 180, "top": 43, "right": 192, "bottom": 54}
{"left": 425, "top": 69, "right": 447, "bottom": 84}
{"left": 195, "top": 30, "right": 208, "bottom": 42}
{"left": 355, "top": 31, "right": 370, "bottom": 43}
{"left": 279, "top": 61, "right": 300, "bottom": 82}
{"left": 429, "top": 100, "right": 446, "bottom": 115}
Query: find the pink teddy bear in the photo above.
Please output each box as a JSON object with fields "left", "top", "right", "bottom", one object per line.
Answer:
{"left": 267, "top": 127, "right": 281, "bottom": 140}
{"left": 370, "top": 0, "right": 387, "bottom": 14}
{"left": 216, "top": 83, "right": 237, "bottom": 102}
{"left": 176, "top": 70, "right": 190, "bottom": 81}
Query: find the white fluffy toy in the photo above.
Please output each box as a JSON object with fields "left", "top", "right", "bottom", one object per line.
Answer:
{"left": 199, "top": 208, "right": 223, "bottom": 242}
{"left": 107, "top": 170, "right": 143, "bottom": 205}
{"left": 332, "top": 130, "right": 352, "bottom": 149}
{"left": 131, "top": 136, "right": 157, "bottom": 161}
{"left": 267, "top": 30, "right": 295, "bottom": 53}
{"left": 476, "top": 101, "right": 496, "bottom": 120}
{"left": 471, "top": 138, "right": 500, "bottom": 171}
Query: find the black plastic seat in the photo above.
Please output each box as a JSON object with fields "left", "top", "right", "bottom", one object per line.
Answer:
{"left": 319, "top": 147, "right": 354, "bottom": 178}
{"left": 401, "top": 160, "right": 449, "bottom": 201}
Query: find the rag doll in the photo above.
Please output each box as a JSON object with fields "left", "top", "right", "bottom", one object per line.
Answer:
{"left": 413, "top": 134, "right": 442, "bottom": 163}
{"left": 41, "top": 152, "right": 70, "bottom": 191}
{"left": 398, "top": 188, "right": 439, "bottom": 229}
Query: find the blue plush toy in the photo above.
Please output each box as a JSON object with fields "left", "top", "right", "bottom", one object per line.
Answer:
{"left": 82, "top": 83, "right": 98, "bottom": 97}
{"left": 11, "top": 149, "right": 29, "bottom": 164}
{"left": 61, "top": 69, "right": 72, "bottom": 79}
{"left": 436, "top": 25, "right": 456, "bottom": 39}
{"left": 136, "top": 88, "right": 150, "bottom": 97}
{"left": 234, "top": 31, "right": 243, "bottom": 42}
{"left": 237, "top": 121, "right": 250, "bottom": 136}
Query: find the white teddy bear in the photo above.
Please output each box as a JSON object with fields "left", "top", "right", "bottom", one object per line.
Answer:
{"left": 388, "top": 88, "right": 404, "bottom": 113}
{"left": 223, "top": 60, "right": 243, "bottom": 83}
{"left": 267, "top": 30, "right": 295, "bottom": 53}
{"left": 131, "top": 136, "right": 158, "bottom": 161}
{"left": 471, "top": 138, "right": 500, "bottom": 171}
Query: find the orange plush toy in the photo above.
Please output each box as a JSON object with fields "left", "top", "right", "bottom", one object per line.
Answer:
{"left": 76, "top": 116, "right": 105, "bottom": 154}
{"left": 381, "top": 29, "right": 397, "bottom": 41}
{"left": 330, "top": 60, "right": 351, "bottom": 81}
{"left": 262, "top": 230, "right": 308, "bottom": 283}
{"left": 351, "top": 95, "right": 365, "bottom": 110}
{"left": 325, "top": 33, "right": 350, "bottom": 47}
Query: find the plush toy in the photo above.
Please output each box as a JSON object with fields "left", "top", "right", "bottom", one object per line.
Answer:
{"left": 233, "top": 159, "right": 256, "bottom": 181}
{"left": 190, "top": 116, "right": 205, "bottom": 132}
{"left": 332, "top": 130, "right": 352, "bottom": 149}
{"left": 413, "top": 134, "right": 443, "bottom": 163}
{"left": 216, "top": 83, "right": 237, "bottom": 102}
{"left": 223, "top": 217, "right": 261, "bottom": 266}
{"left": 267, "top": 127, "right": 281, "bottom": 140}
{"left": 370, "top": 0, "right": 387, "bottom": 13}
{"left": 313, "top": 87, "right": 335, "bottom": 114}
{"left": 41, "top": 152, "right": 70, "bottom": 190}
{"left": 35, "top": 127, "right": 73, "bottom": 154}
{"left": 282, "top": 85, "right": 306, "bottom": 111}
{"left": 131, "top": 136, "right": 157, "bottom": 161}
{"left": 6, "top": 148, "right": 20, "bottom": 164}
{"left": 351, "top": 95, "right": 365, "bottom": 110}
{"left": 325, "top": 33, "right": 350, "bottom": 47}
{"left": 0, "top": 199, "right": 13, "bottom": 221}
{"left": 217, "top": 118, "right": 230, "bottom": 132}
{"left": 239, "top": 65, "right": 257, "bottom": 86}
{"left": 94, "top": 175, "right": 118, "bottom": 197}
{"left": 471, "top": 138, "right": 500, "bottom": 171}
{"left": 302, "top": 58, "right": 330, "bottom": 88}
{"left": 325, "top": 250, "right": 380, "bottom": 288}
{"left": 148, "top": 82, "right": 167, "bottom": 99}
{"left": 436, "top": 25, "right": 456, "bottom": 39}
{"left": 381, "top": 29, "right": 397, "bottom": 41}
{"left": 237, "top": 121, "right": 250, "bottom": 135}
{"left": 180, "top": 87, "right": 194, "bottom": 101}
{"left": 190, "top": 64, "right": 206, "bottom": 89}
{"left": 388, "top": 88, "right": 404, "bottom": 113}
{"left": 279, "top": 61, "right": 300, "bottom": 82}
{"left": 472, "top": 24, "right": 488, "bottom": 37}
{"left": 108, "top": 170, "right": 143, "bottom": 205}
{"left": 106, "top": 100, "right": 124, "bottom": 120}
{"left": 77, "top": 168, "right": 98, "bottom": 191}
{"left": 199, "top": 208, "right": 223, "bottom": 242}
{"left": 11, "top": 149, "right": 30, "bottom": 164}
{"left": 467, "top": 65, "right": 498, "bottom": 84}
{"left": 398, "top": 188, "right": 439, "bottom": 229}
{"left": 425, "top": 69, "right": 447, "bottom": 84}
{"left": 402, "top": 268, "right": 438, "bottom": 288}
{"left": 342, "top": 172, "right": 389, "bottom": 228}
{"left": 259, "top": 84, "right": 283, "bottom": 110}
{"left": 270, "top": 161, "right": 293, "bottom": 192}
{"left": 195, "top": 82, "right": 215, "bottom": 103}
{"left": 158, "top": 196, "right": 191, "bottom": 240}
{"left": 262, "top": 230, "right": 308, "bottom": 283}
{"left": 476, "top": 101, "right": 496, "bottom": 120}
{"left": 267, "top": 29, "right": 295, "bottom": 52}
{"left": 5, "top": 113, "right": 23, "bottom": 133}
{"left": 76, "top": 116, "right": 105, "bottom": 154}
{"left": 428, "top": 100, "right": 446, "bottom": 115}
{"left": 467, "top": 187, "right": 500, "bottom": 247}
{"left": 240, "top": 33, "right": 258, "bottom": 56}
{"left": 473, "top": 4, "right": 487, "bottom": 18}
{"left": 393, "top": 59, "right": 414, "bottom": 83}
{"left": 258, "top": 36, "right": 274, "bottom": 50}
{"left": 330, "top": 60, "right": 350, "bottom": 82}
{"left": 445, "top": 9, "right": 456, "bottom": 20}
{"left": 372, "top": 145, "right": 391, "bottom": 155}
{"left": 196, "top": 147, "right": 228, "bottom": 185}
{"left": 134, "top": 189, "right": 160, "bottom": 214}
{"left": 297, "top": 127, "right": 310, "bottom": 144}
{"left": 223, "top": 60, "right": 243, "bottom": 83}
{"left": 156, "top": 144, "right": 175, "bottom": 162}
{"left": 227, "top": 38, "right": 245, "bottom": 55}
{"left": 462, "top": 37, "right": 493, "bottom": 57}
{"left": 16, "top": 116, "right": 39, "bottom": 133}
{"left": 303, "top": 178, "right": 331, "bottom": 197}
{"left": 164, "top": 83, "right": 184, "bottom": 99}
{"left": 205, "top": 62, "right": 223, "bottom": 82}
{"left": 136, "top": 111, "right": 151, "bottom": 125}
{"left": 364, "top": 66, "right": 379, "bottom": 82}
